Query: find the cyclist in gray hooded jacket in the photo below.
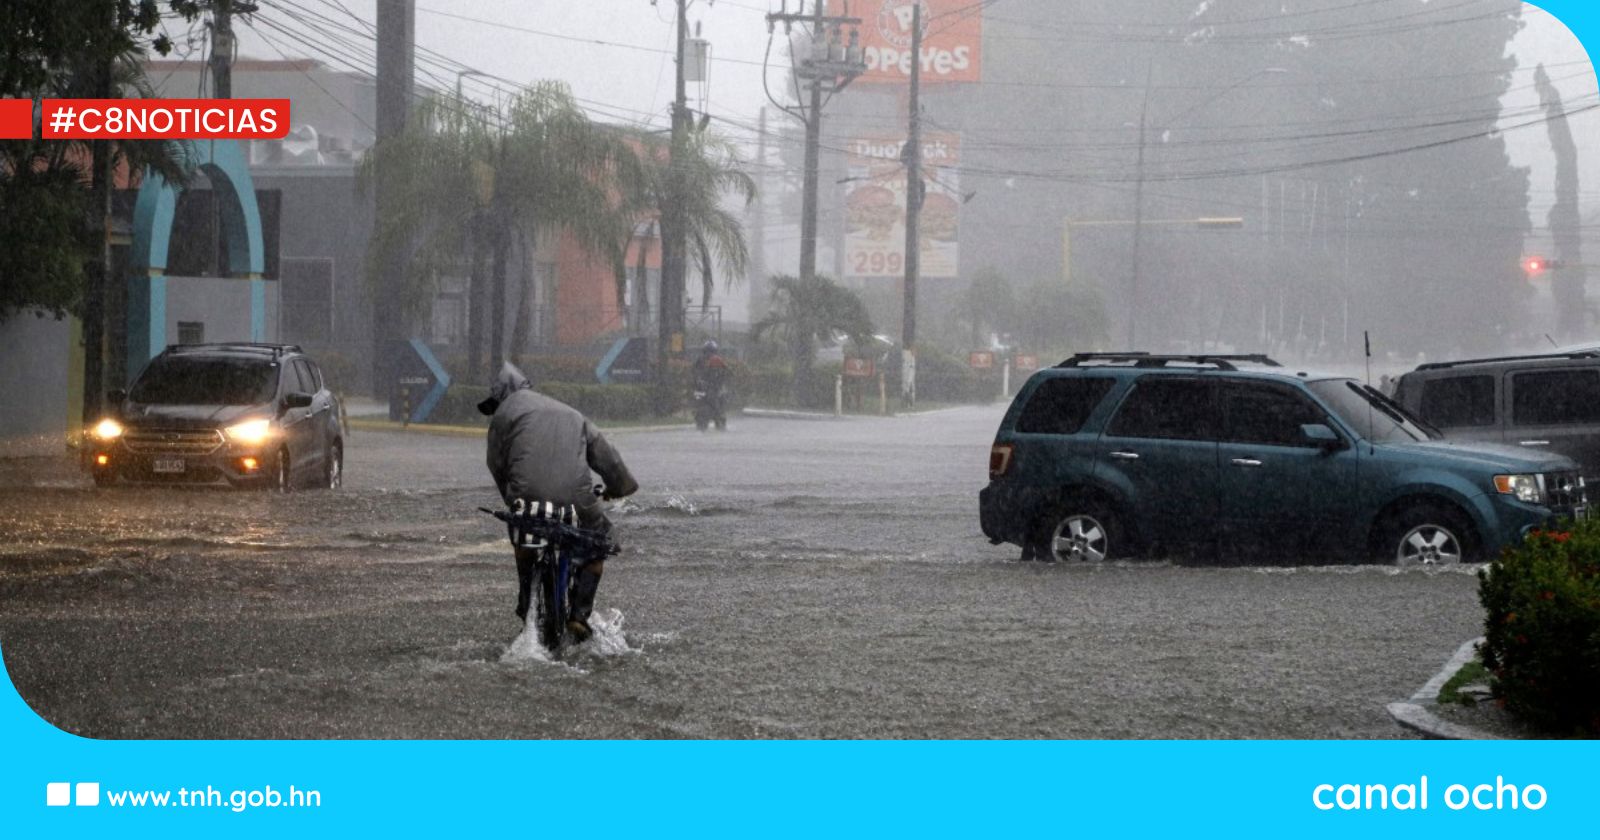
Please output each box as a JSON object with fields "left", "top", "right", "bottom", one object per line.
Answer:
{"left": 480, "top": 363, "right": 639, "bottom": 636}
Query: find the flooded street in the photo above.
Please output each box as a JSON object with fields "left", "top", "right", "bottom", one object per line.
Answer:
{"left": 0, "top": 407, "right": 1481, "bottom": 738}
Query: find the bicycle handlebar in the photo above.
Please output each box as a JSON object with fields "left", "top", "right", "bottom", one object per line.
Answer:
{"left": 478, "top": 504, "right": 619, "bottom": 556}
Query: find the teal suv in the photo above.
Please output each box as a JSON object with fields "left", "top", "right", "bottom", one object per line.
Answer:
{"left": 979, "top": 354, "right": 1588, "bottom": 565}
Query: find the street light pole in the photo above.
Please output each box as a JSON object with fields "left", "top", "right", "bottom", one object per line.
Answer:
{"left": 1128, "top": 65, "right": 1287, "bottom": 350}
{"left": 1129, "top": 59, "right": 1152, "bottom": 349}
{"left": 454, "top": 68, "right": 488, "bottom": 102}
{"left": 1066, "top": 217, "right": 1244, "bottom": 293}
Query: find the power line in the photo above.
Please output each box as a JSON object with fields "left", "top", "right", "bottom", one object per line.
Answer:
{"left": 411, "top": 3, "right": 771, "bottom": 69}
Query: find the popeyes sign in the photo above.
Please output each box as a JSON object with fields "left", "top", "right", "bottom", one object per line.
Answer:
{"left": 829, "top": 0, "right": 982, "bottom": 85}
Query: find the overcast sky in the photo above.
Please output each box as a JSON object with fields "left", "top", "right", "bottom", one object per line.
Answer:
{"left": 217, "top": 1, "right": 1598, "bottom": 229}
{"left": 222, "top": 1, "right": 778, "bottom": 135}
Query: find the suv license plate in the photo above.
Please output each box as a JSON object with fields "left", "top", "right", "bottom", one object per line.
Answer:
{"left": 152, "top": 457, "right": 185, "bottom": 474}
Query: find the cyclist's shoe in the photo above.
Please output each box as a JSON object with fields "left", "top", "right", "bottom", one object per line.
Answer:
{"left": 567, "top": 618, "right": 593, "bottom": 643}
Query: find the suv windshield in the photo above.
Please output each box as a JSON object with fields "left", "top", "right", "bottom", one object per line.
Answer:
{"left": 130, "top": 357, "right": 279, "bottom": 405}
{"left": 1308, "top": 379, "right": 1439, "bottom": 443}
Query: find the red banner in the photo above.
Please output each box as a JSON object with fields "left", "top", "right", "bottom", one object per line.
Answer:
{"left": 969, "top": 351, "right": 995, "bottom": 370}
{"left": 0, "top": 99, "right": 32, "bottom": 139}
{"left": 39, "top": 99, "right": 290, "bottom": 140}
{"left": 844, "top": 357, "right": 877, "bottom": 378}
{"left": 1014, "top": 354, "right": 1040, "bottom": 372}
{"left": 831, "top": 1, "right": 983, "bottom": 85}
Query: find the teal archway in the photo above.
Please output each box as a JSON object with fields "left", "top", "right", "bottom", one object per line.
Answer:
{"left": 127, "top": 139, "right": 267, "bottom": 371}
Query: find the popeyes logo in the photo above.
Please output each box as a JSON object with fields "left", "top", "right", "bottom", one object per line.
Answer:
{"left": 831, "top": 0, "right": 982, "bottom": 84}
{"left": 874, "top": 2, "right": 924, "bottom": 49}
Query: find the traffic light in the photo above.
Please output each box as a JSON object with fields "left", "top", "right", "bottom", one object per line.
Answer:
{"left": 1524, "top": 256, "right": 1564, "bottom": 275}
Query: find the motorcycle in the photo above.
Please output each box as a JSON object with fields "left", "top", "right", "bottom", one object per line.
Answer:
{"left": 692, "top": 385, "right": 727, "bottom": 432}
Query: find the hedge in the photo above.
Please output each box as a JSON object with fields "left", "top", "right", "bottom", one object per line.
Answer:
{"left": 736, "top": 347, "right": 1005, "bottom": 410}
{"left": 1478, "top": 520, "right": 1600, "bottom": 735}
{"left": 428, "top": 382, "right": 656, "bottom": 424}
{"left": 441, "top": 354, "right": 601, "bottom": 387}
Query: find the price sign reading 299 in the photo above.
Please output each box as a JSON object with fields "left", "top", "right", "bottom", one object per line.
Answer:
{"left": 843, "top": 133, "right": 962, "bottom": 280}
{"left": 853, "top": 249, "right": 904, "bottom": 277}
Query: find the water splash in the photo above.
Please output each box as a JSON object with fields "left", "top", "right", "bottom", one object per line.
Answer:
{"left": 583, "top": 607, "right": 634, "bottom": 656}
{"left": 663, "top": 494, "right": 699, "bottom": 516}
{"left": 499, "top": 607, "right": 637, "bottom": 666}
{"left": 500, "top": 623, "right": 557, "bottom": 665}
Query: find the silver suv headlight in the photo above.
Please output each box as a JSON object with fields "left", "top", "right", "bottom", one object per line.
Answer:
{"left": 223, "top": 418, "right": 274, "bottom": 445}
{"left": 1494, "top": 474, "right": 1543, "bottom": 504}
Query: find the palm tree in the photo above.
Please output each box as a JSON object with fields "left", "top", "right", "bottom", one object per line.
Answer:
{"left": 623, "top": 129, "right": 755, "bottom": 412}
{"left": 1, "top": 23, "right": 192, "bottom": 319}
{"left": 494, "top": 82, "right": 642, "bottom": 371}
{"left": 361, "top": 82, "right": 641, "bottom": 383}
{"left": 751, "top": 274, "right": 874, "bottom": 406}
{"left": 951, "top": 267, "right": 1017, "bottom": 349}
{"left": 359, "top": 92, "right": 496, "bottom": 375}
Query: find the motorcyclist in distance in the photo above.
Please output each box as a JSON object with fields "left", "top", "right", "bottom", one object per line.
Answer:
{"left": 690, "top": 340, "right": 729, "bottom": 430}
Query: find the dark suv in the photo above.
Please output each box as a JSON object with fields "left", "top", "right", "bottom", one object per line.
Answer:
{"left": 86, "top": 343, "right": 345, "bottom": 490}
{"left": 979, "top": 353, "right": 1587, "bottom": 565}
{"left": 1392, "top": 351, "right": 1600, "bottom": 487}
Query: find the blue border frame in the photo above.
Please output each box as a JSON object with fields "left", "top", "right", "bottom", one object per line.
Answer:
{"left": 4, "top": 5, "right": 1599, "bottom": 835}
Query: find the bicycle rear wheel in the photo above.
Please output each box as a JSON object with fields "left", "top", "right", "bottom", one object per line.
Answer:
{"left": 534, "top": 547, "right": 566, "bottom": 652}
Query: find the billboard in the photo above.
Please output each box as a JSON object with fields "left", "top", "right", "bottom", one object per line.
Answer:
{"left": 829, "top": 0, "right": 983, "bottom": 85}
{"left": 844, "top": 132, "right": 961, "bottom": 279}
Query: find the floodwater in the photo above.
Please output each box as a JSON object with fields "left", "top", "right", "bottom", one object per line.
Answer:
{"left": 0, "top": 407, "right": 1480, "bottom": 738}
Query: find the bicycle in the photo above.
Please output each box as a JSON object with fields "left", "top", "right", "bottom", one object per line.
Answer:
{"left": 480, "top": 486, "right": 618, "bottom": 657}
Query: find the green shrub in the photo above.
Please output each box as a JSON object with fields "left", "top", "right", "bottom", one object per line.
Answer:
{"left": 429, "top": 384, "right": 491, "bottom": 426}
{"left": 427, "top": 382, "right": 653, "bottom": 423}
{"left": 511, "top": 354, "right": 601, "bottom": 384}
{"left": 1478, "top": 521, "right": 1600, "bottom": 735}
{"left": 308, "top": 349, "right": 361, "bottom": 396}
{"left": 880, "top": 346, "right": 996, "bottom": 405}
{"left": 438, "top": 353, "right": 603, "bottom": 387}
{"left": 740, "top": 363, "right": 841, "bottom": 409}
{"left": 541, "top": 383, "right": 652, "bottom": 420}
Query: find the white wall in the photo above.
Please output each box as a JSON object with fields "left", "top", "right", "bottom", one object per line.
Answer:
{"left": 0, "top": 310, "right": 73, "bottom": 455}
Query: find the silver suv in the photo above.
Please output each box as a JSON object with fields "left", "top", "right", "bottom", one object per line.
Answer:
{"left": 1392, "top": 350, "right": 1600, "bottom": 486}
{"left": 86, "top": 343, "right": 346, "bottom": 491}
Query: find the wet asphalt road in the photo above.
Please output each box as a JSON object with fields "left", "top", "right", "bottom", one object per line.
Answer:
{"left": 0, "top": 406, "right": 1482, "bottom": 738}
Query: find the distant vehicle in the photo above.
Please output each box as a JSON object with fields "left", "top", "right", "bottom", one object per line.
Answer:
{"left": 980, "top": 352, "right": 1587, "bottom": 566}
{"left": 1392, "top": 350, "right": 1600, "bottom": 486}
{"left": 86, "top": 343, "right": 345, "bottom": 491}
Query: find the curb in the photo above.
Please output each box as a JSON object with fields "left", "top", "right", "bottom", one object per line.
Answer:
{"left": 741, "top": 404, "right": 999, "bottom": 420}
{"left": 740, "top": 407, "right": 847, "bottom": 421}
{"left": 895, "top": 405, "right": 990, "bottom": 418}
{"left": 346, "top": 418, "right": 486, "bottom": 438}
{"left": 1385, "top": 637, "right": 1502, "bottom": 740}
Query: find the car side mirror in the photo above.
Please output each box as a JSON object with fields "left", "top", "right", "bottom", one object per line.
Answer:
{"left": 283, "top": 392, "right": 314, "bottom": 410}
{"left": 106, "top": 389, "right": 127, "bottom": 405}
{"left": 1301, "top": 423, "right": 1343, "bottom": 450}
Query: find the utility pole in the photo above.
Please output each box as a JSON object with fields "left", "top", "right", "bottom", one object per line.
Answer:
{"left": 766, "top": 2, "right": 865, "bottom": 287}
{"left": 765, "top": 2, "right": 864, "bottom": 405}
{"left": 900, "top": 2, "right": 922, "bottom": 407}
{"left": 374, "top": 0, "right": 415, "bottom": 399}
{"left": 209, "top": 1, "right": 250, "bottom": 99}
{"left": 653, "top": 0, "right": 691, "bottom": 414}
{"left": 82, "top": 7, "right": 115, "bottom": 428}
{"left": 798, "top": 3, "right": 824, "bottom": 285}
